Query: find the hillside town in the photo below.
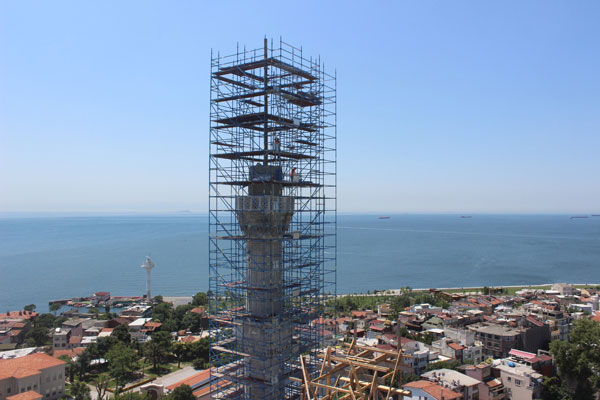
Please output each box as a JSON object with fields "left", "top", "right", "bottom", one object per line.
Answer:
{"left": 1, "top": 283, "right": 599, "bottom": 400}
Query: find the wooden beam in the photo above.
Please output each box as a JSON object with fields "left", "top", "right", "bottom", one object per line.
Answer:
{"left": 300, "top": 356, "right": 312, "bottom": 400}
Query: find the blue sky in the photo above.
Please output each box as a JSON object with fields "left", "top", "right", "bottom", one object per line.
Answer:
{"left": 1, "top": 1, "right": 599, "bottom": 214}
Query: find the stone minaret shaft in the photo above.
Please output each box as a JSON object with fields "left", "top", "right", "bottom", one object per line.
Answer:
{"left": 236, "top": 165, "right": 294, "bottom": 399}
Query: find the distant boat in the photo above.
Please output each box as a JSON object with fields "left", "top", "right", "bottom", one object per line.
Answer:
{"left": 570, "top": 216, "right": 589, "bottom": 219}
{"left": 378, "top": 216, "right": 391, "bottom": 220}
{"left": 460, "top": 216, "right": 472, "bottom": 219}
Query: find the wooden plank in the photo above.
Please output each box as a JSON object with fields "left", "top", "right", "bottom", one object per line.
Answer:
{"left": 213, "top": 74, "right": 256, "bottom": 90}
{"left": 300, "top": 356, "right": 312, "bottom": 400}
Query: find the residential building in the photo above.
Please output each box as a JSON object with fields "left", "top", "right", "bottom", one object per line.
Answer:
{"left": 402, "top": 380, "right": 462, "bottom": 400}
{"left": 493, "top": 359, "right": 542, "bottom": 399}
{"left": 422, "top": 369, "right": 481, "bottom": 400}
{"left": 0, "top": 353, "right": 65, "bottom": 400}
{"left": 461, "top": 364, "right": 506, "bottom": 400}
{"left": 51, "top": 329, "right": 70, "bottom": 351}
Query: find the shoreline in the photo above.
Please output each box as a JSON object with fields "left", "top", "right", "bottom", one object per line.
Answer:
{"left": 336, "top": 283, "right": 600, "bottom": 297}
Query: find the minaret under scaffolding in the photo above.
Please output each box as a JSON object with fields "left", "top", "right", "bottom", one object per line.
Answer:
{"left": 209, "top": 38, "right": 336, "bottom": 399}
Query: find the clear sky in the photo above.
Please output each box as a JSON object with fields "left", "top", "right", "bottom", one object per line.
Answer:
{"left": 1, "top": 1, "right": 599, "bottom": 214}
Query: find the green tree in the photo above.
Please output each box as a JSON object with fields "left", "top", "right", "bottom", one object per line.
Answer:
{"left": 76, "top": 350, "right": 90, "bottom": 380}
{"left": 35, "top": 313, "right": 57, "bottom": 329}
{"left": 550, "top": 318, "right": 600, "bottom": 399}
{"left": 58, "top": 355, "right": 77, "bottom": 383}
{"left": 107, "top": 342, "right": 138, "bottom": 393}
{"left": 113, "top": 324, "right": 132, "bottom": 344}
{"left": 541, "top": 377, "right": 572, "bottom": 400}
{"left": 49, "top": 302, "right": 61, "bottom": 315}
{"left": 187, "top": 338, "right": 209, "bottom": 364}
{"left": 173, "top": 342, "right": 186, "bottom": 368}
{"left": 24, "top": 304, "right": 36, "bottom": 312}
{"left": 180, "top": 312, "right": 203, "bottom": 333}
{"left": 192, "top": 292, "right": 208, "bottom": 307}
{"left": 94, "top": 373, "right": 111, "bottom": 400}
{"left": 70, "top": 380, "right": 91, "bottom": 400}
{"left": 152, "top": 302, "right": 173, "bottom": 323}
{"left": 25, "top": 326, "right": 49, "bottom": 346}
{"left": 145, "top": 331, "right": 173, "bottom": 370}
{"left": 425, "top": 359, "right": 460, "bottom": 372}
{"left": 168, "top": 384, "right": 195, "bottom": 400}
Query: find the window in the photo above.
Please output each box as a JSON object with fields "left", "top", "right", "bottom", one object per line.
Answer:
{"left": 515, "top": 379, "right": 521, "bottom": 387}
{"left": 507, "top": 377, "right": 512, "bottom": 382}
{"left": 8, "top": 388, "right": 11, "bottom": 394}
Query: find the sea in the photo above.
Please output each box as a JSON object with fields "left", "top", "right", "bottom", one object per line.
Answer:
{"left": 1, "top": 214, "right": 599, "bottom": 312}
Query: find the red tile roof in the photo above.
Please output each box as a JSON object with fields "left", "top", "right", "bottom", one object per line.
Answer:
{"left": 53, "top": 347, "right": 86, "bottom": 359}
{"left": 448, "top": 342, "right": 465, "bottom": 351}
{"left": 0, "top": 311, "right": 39, "bottom": 320}
{"left": 166, "top": 369, "right": 210, "bottom": 391}
{"left": 7, "top": 391, "right": 43, "bottom": 400}
{"left": 403, "top": 380, "right": 462, "bottom": 400}
{"left": 0, "top": 353, "right": 65, "bottom": 380}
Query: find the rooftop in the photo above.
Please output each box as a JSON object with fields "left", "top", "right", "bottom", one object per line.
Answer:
{"left": 7, "top": 390, "right": 43, "bottom": 400}
{"left": 403, "top": 380, "right": 462, "bottom": 400}
{"left": 0, "top": 353, "right": 65, "bottom": 380}
{"left": 423, "top": 368, "right": 481, "bottom": 388}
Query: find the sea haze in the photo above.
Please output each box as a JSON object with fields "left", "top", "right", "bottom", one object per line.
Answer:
{"left": 1, "top": 214, "right": 599, "bottom": 312}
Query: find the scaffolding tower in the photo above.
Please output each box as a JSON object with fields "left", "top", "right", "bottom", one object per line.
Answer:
{"left": 209, "top": 38, "right": 336, "bottom": 399}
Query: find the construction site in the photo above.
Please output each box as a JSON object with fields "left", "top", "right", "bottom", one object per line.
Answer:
{"left": 208, "top": 38, "right": 337, "bottom": 399}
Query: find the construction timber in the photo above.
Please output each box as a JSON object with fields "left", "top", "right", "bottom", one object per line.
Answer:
{"left": 293, "top": 342, "right": 411, "bottom": 400}
{"left": 209, "top": 38, "right": 336, "bottom": 399}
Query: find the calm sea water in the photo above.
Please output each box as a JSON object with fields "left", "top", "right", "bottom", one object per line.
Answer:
{"left": 1, "top": 214, "right": 599, "bottom": 312}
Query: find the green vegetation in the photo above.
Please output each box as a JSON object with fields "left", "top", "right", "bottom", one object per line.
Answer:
{"left": 69, "top": 380, "right": 92, "bottom": 400}
{"left": 327, "top": 289, "right": 449, "bottom": 319}
{"left": 544, "top": 318, "right": 600, "bottom": 399}
{"left": 107, "top": 342, "right": 139, "bottom": 393}
{"left": 150, "top": 293, "right": 207, "bottom": 333}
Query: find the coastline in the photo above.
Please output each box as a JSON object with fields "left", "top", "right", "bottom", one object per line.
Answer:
{"left": 336, "top": 282, "right": 600, "bottom": 297}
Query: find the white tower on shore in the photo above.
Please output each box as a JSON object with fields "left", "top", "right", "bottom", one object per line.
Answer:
{"left": 141, "top": 256, "right": 155, "bottom": 301}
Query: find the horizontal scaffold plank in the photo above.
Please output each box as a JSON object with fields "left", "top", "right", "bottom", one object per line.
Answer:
{"left": 213, "top": 150, "right": 315, "bottom": 160}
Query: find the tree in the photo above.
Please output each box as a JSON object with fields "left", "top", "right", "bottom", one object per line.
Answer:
{"left": 76, "top": 350, "right": 90, "bottom": 380}
{"left": 24, "top": 304, "right": 36, "bottom": 312}
{"left": 94, "top": 373, "right": 111, "bottom": 400}
{"left": 152, "top": 302, "right": 173, "bottom": 323}
{"left": 192, "top": 292, "right": 208, "bottom": 306}
{"left": 168, "top": 384, "right": 195, "bottom": 400}
{"left": 173, "top": 342, "right": 186, "bottom": 368}
{"left": 35, "top": 313, "right": 56, "bottom": 329}
{"left": 25, "top": 326, "right": 49, "bottom": 346}
{"left": 58, "top": 355, "right": 77, "bottom": 383}
{"left": 188, "top": 339, "right": 209, "bottom": 365}
{"left": 550, "top": 318, "right": 600, "bottom": 399}
{"left": 70, "top": 380, "right": 91, "bottom": 400}
{"left": 541, "top": 377, "right": 572, "bottom": 400}
{"left": 49, "top": 302, "right": 61, "bottom": 315}
{"left": 107, "top": 342, "right": 138, "bottom": 393}
{"left": 113, "top": 324, "right": 131, "bottom": 344}
{"left": 181, "top": 312, "right": 203, "bottom": 333}
{"left": 145, "top": 331, "right": 173, "bottom": 370}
